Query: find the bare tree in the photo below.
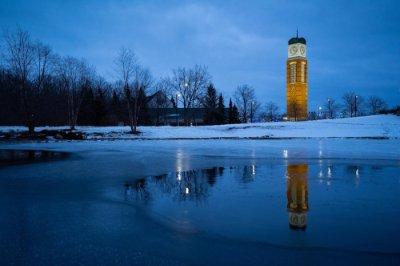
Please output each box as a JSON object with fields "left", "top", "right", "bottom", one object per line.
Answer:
{"left": 3, "top": 28, "right": 36, "bottom": 134}
{"left": 342, "top": 93, "right": 354, "bottom": 117}
{"left": 167, "top": 65, "right": 210, "bottom": 125}
{"left": 114, "top": 47, "right": 152, "bottom": 133}
{"left": 367, "top": 96, "right": 387, "bottom": 115}
{"left": 56, "top": 56, "right": 93, "bottom": 130}
{"left": 130, "top": 67, "right": 153, "bottom": 130}
{"left": 323, "top": 98, "right": 340, "bottom": 119}
{"left": 234, "top": 85, "right": 257, "bottom": 123}
{"left": 342, "top": 92, "right": 363, "bottom": 117}
{"left": 114, "top": 48, "right": 137, "bottom": 133}
{"left": 262, "top": 101, "right": 280, "bottom": 122}
{"left": 287, "top": 101, "right": 300, "bottom": 121}
{"left": 34, "top": 42, "right": 52, "bottom": 92}
{"left": 249, "top": 100, "right": 261, "bottom": 123}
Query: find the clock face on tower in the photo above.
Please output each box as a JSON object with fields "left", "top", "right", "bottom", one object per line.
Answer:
{"left": 290, "top": 46, "right": 298, "bottom": 55}
{"left": 300, "top": 46, "right": 305, "bottom": 55}
{"left": 288, "top": 44, "right": 306, "bottom": 58}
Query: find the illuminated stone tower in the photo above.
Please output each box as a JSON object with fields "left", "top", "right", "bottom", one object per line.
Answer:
{"left": 286, "top": 34, "right": 308, "bottom": 121}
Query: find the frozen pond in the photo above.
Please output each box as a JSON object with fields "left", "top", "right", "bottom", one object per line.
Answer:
{"left": 0, "top": 149, "right": 68, "bottom": 167}
{"left": 0, "top": 139, "right": 399, "bottom": 265}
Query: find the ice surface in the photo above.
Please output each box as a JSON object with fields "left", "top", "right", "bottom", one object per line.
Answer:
{"left": 0, "top": 139, "right": 399, "bottom": 265}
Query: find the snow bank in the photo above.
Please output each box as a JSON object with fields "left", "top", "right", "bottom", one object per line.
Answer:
{"left": 1, "top": 115, "right": 399, "bottom": 139}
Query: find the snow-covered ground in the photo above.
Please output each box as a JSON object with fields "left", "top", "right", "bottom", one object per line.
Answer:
{"left": 1, "top": 114, "right": 399, "bottom": 139}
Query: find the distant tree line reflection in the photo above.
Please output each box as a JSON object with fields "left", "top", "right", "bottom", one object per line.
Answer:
{"left": 125, "top": 167, "right": 227, "bottom": 204}
{"left": 0, "top": 149, "right": 68, "bottom": 166}
{"left": 124, "top": 162, "right": 369, "bottom": 230}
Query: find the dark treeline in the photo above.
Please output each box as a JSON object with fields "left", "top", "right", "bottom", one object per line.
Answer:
{"left": 0, "top": 28, "right": 248, "bottom": 134}
{"left": 0, "top": 68, "right": 121, "bottom": 126}
{"left": 312, "top": 93, "right": 398, "bottom": 120}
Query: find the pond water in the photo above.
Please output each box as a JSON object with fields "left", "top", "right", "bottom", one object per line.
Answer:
{"left": 0, "top": 149, "right": 68, "bottom": 166}
{"left": 120, "top": 162, "right": 399, "bottom": 253}
{"left": 0, "top": 140, "right": 399, "bottom": 265}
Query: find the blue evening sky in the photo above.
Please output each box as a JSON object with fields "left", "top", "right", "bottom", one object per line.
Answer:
{"left": 1, "top": 0, "right": 399, "bottom": 110}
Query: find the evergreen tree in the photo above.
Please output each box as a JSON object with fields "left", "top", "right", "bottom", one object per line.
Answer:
{"left": 228, "top": 98, "right": 234, "bottom": 123}
{"left": 137, "top": 87, "right": 150, "bottom": 125}
{"left": 228, "top": 98, "right": 241, "bottom": 124}
{"left": 93, "top": 88, "right": 107, "bottom": 125}
{"left": 78, "top": 87, "right": 95, "bottom": 125}
{"left": 170, "top": 96, "right": 177, "bottom": 108}
{"left": 232, "top": 104, "right": 240, "bottom": 123}
{"left": 203, "top": 84, "right": 218, "bottom": 124}
{"left": 216, "top": 93, "right": 226, "bottom": 124}
{"left": 110, "top": 90, "right": 124, "bottom": 124}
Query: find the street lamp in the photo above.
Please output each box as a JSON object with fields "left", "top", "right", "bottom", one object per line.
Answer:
{"left": 250, "top": 101, "right": 255, "bottom": 123}
{"left": 175, "top": 92, "right": 181, "bottom": 126}
{"left": 175, "top": 92, "right": 181, "bottom": 107}
{"left": 354, "top": 95, "right": 358, "bottom": 117}
{"left": 327, "top": 98, "right": 331, "bottom": 118}
{"left": 318, "top": 106, "right": 322, "bottom": 119}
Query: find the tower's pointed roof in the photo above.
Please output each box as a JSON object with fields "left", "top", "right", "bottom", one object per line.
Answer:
{"left": 288, "top": 32, "right": 306, "bottom": 45}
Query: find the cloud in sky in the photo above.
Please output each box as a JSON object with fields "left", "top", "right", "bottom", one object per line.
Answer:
{"left": 0, "top": 0, "right": 399, "bottom": 109}
{"left": 135, "top": 3, "right": 285, "bottom": 99}
{"left": 150, "top": 3, "right": 277, "bottom": 53}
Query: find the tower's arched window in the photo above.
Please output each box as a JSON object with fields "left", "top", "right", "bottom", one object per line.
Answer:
{"left": 301, "top": 62, "right": 305, "bottom": 83}
{"left": 290, "top": 63, "right": 296, "bottom": 83}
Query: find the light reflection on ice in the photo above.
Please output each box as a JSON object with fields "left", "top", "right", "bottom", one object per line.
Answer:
{"left": 251, "top": 165, "right": 256, "bottom": 175}
{"left": 177, "top": 171, "right": 182, "bottom": 181}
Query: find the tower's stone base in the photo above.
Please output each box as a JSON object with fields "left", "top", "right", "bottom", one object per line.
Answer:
{"left": 286, "top": 57, "right": 308, "bottom": 121}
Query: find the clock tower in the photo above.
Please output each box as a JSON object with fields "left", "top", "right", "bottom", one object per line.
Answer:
{"left": 286, "top": 34, "right": 308, "bottom": 121}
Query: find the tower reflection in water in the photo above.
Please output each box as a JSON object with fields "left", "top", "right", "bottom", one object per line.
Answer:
{"left": 125, "top": 164, "right": 310, "bottom": 230}
{"left": 286, "top": 164, "right": 309, "bottom": 230}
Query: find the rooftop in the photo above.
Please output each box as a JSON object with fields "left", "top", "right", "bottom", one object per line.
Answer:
{"left": 288, "top": 36, "right": 306, "bottom": 45}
